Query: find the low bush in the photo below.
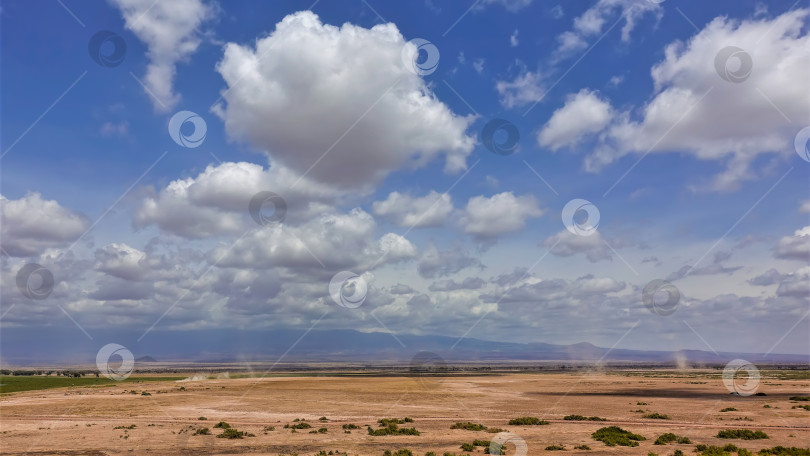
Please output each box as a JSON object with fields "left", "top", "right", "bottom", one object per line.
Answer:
{"left": 591, "top": 426, "right": 646, "bottom": 447}
{"left": 450, "top": 421, "right": 487, "bottom": 431}
{"left": 717, "top": 429, "right": 769, "bottom": 440}
{"left": 757, "top": 447, "right": 810, "bottom": 455}
{"left": 721, "top": 408, "right": 738, "bottom": 412}
{"left": 563, "top": 414, "right": 606, "bottom": 421}
{"left": 642, "top": 413, "right": 670, "bottom": 420}
{"left": 507, "top": 417, "right": 549, "bottom": 425}
{"left": 193, "top": 427, "right": 210, "bottom": 435}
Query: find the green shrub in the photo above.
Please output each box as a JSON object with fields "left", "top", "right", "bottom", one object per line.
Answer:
{"left": 343, "top": 423, "right": 361, "bottom": 429}
{"left": 574, "top": 444, "right": 590, "bottom": 450}
{"left": 217, "top": 428, "right": 254, "bottom": 439}
{"left": 788, "top": 396, "right": 809, "bottom": 401}
{"left": 367, "top": 423, "right": 419, "bottom": 436}
{"left": 507, "top": 416, "right": 549, "bottom": 425}
{"left": 450, "top": 421, "right": 487, "bottom": 431}
{"left": 721, "top": 408, "right": 738, "bottom": 412}
{"left": 213, "top": 421, "right": 230, "bottom": 429}
{"left": 717, "top": 429, "right": 769, "bottom": 440}
{"left": 642, "top": 413, "right": 670, "bottom": 420}
{"left": 545, "top": 444, "right": 565, "bottom": 450}
{"left": 460, "top": 443, "right": 474, "bottom": 451}
{"left": 591, "top": 426, "right": 646, "bottom": 447}
{"left": 193, "top": 427, "right": 210, "bottom": 435}
{"left": 757, "top": 447, "right": 810, "bottom": 455}
{"left": 564, "top": 414, "right": 606, "bottom": 421}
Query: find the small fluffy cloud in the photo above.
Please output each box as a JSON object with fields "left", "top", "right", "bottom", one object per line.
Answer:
{"left": 111, "top": 0, "right": 215, "bottom": 111}
{"left": 496, "top": 70, "right": 544, "bottom": 109}
{"left": 417, "top": 245, "right": 482, "bottom": 279}
{"left": 462, "top": 192, "right": 543, "bottom": 239}
{"left": 94, "top": 243, "right": 147, "bottom": 280}
{"left": 773, "top": 226, "right": 810, "bottom": 261}
{"left": 372, "top": 191, "right": 453, "bottom": 228}
{"left": 775, "top": 266, "right": 810, "bottom": 298}
{"left": 428, "top": 277, "right": 485, "bottom": 292}
{"left": 556, "top": 0, "right": 662, "bottom": 56}
{"left": 538, "top": 89, "right": 614, "bottom": 150}
{"left": 542, "top": 230, "right": 612, "bottom": 263}
{"left": 1, "top": 193, "right": 89, "bottom": 257}
{"left": 214, "top": 11, "right": 476, "bottom": 190}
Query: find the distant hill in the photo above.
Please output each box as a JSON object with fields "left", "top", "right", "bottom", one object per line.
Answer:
{"left": 0, "top": 327, "right": 807, "bottom": 366}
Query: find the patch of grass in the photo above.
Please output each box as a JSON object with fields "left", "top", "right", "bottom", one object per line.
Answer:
{"left": 642, "top": 412, "right": 670, "bottom": 420}
{"left": 717, "top": 429, "right": 769, "bottom": 440}
{"left": 213, "top": 421, "right": 230, "bottom": 429}
{"left": 789, "top": 396, "right": 809, "bottom": 401}
{"left": 451, "top": 421, "right": 488, "bottom": 431}
{"left": 695, "top": 444, "right": 754, "bottom": 455}
{"left": 508, "top": 416, "right": 549, "bottom": 425}
{"left": 0, "top": 375, "right": 183, "bottom": 394}
{"left": 757, "top": 447, "right": 810, "bottom": 455}
{"left": 193, "top": 427, "right": 210, "bottom": 435}
{"left": 318, "top": 416, "right": 328, "bottom": 421}
{"left": 382, "top": 450, "right": 413, "bottom": 456}
{"left": 197, "top": 416, "right": 207, "bottom": 420}
{"left": 721, "top": 408, "right": 738, "bottom": 412}
{"left": 545, "top": 444, "right": 566, "bottom": 450}
{"left": 113, "top": 424, "right": 136, "bottom": 430}
{"left": 792, "top": 405, "right": 810, "bottom": 411}
{"left": 563, "top": 414, "right": 606, "bottom": 421}
{"left": 574, "top": 444, "right": 590, "bottom": 450}
{"left": 591, "top": 426, "right": 646, "bottom": 447}
{"left": 342, "top": 423, "right": 361, "bottom": 430}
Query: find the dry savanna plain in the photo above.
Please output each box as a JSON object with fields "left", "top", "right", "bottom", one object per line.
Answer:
{"left": 1, "top": 369, "right": 809, "bottom": 456}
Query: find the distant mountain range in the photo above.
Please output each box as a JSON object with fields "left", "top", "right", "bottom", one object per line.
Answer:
{"left": 1, "top": 327, "right": 807, "bottom": 366}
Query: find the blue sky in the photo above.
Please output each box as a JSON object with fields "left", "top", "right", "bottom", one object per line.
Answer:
{"left": 1, "top": 0, "right": 809, "bottom": 359}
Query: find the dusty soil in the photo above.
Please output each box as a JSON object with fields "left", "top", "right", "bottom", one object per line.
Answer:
{"left": 1, "top": 372, "right": 808, "bottom": 455}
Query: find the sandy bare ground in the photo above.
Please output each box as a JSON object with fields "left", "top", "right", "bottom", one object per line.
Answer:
{"left": 1, "top": 372, "right": 808, "bottom": 455}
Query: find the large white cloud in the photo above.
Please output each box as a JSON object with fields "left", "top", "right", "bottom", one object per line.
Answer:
{"left": 537, "top": 89, "right": 613, "bottom": 150}
{"left": 1, "top": 193, "right": 90, "bottom": 257}
{"left": 582, "top": 9, "right": 810, "bottom": 191}
{"left": 135, "top": 161, "right": 335, "bottom": 238}
{"left": 111, "top": 0, "right": 215, "bottom": 111}
{"left": 213, "top": 11, "right": 476, "bottom": 190}
{"left": 211, "top": 208, "right": 416, "bottom": 272}
{"left": 461, "top": 192, "right": 543, "bottom": 239}
{"left": 372, "top": 191, "right": 453, "bottom": 228}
